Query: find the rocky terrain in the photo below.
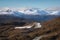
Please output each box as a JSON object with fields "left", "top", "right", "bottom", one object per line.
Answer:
{"left": 0, "top": 17, "right": 60, "bottom": 40}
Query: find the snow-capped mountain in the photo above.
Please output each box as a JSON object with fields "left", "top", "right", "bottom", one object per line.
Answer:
{"left": 0, "top": 7, "right": 60, "bottom": 15}
{"left": 49, "top": 11, "right": 60, "bottom": 15}
{"left": 45, "top": 7, "right": 60, "bottom": 15}
{"left": 17, "top": 8, "right": 49, "bottom": 15}
{"left": 0, "top": 8, "right": 60, "bottom": 23}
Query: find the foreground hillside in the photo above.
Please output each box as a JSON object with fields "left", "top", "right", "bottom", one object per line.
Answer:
{"left": 0, "top": 17, "right": 60, "bottom": 40}
{"left": 33, "top": 17, "right": 60, "bottom": 40}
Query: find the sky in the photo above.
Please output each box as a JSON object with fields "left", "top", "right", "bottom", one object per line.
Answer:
{"left": 0, "top": 0, "right": 60, "bottom": 9}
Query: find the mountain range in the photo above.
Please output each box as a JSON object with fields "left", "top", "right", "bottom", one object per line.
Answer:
{"left": 0, "top": 8, "right": 60, "bottom": 23}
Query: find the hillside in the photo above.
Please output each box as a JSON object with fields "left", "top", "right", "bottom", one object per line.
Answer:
{"left": 0, "top": 17, "right": 60, "bottom": 40}
{"left": 29, "top": 17, "right": 60, "bottom": 40}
